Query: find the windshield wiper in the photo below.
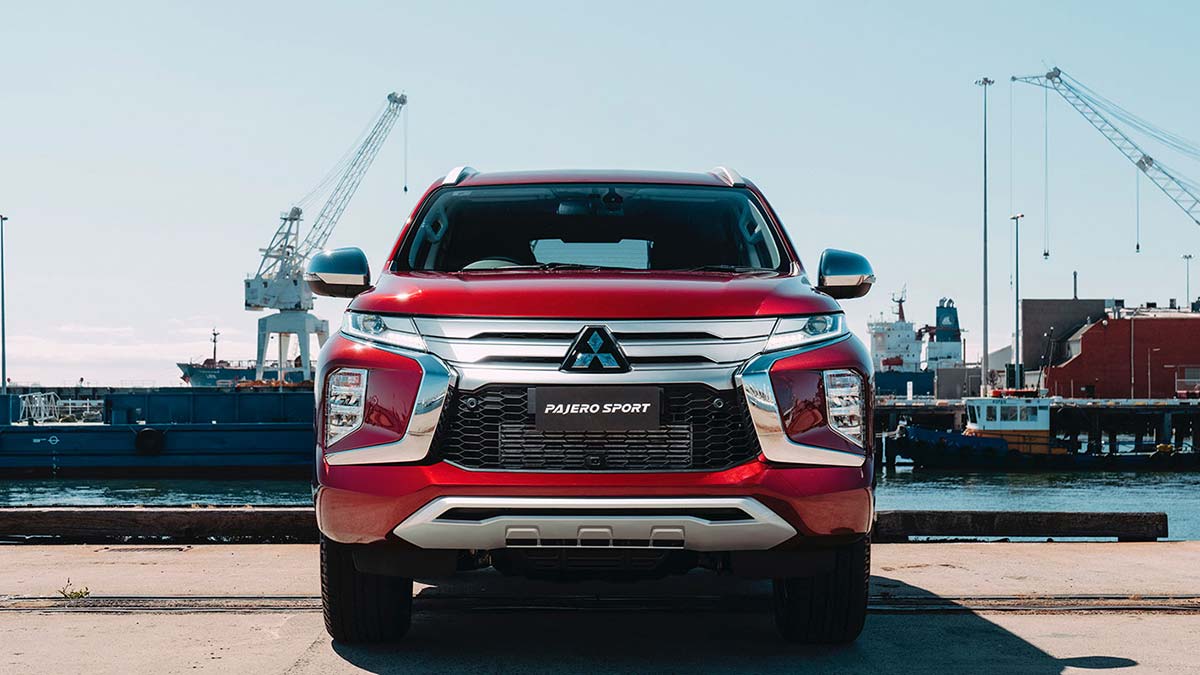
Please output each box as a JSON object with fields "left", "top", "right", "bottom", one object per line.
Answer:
{"left": 457, "top": 262, "right": 629, "bottom": 273}
{"left": 682, "top": 265, "right": 775, "bottom": 274}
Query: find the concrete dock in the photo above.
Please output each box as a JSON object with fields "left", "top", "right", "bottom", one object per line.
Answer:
{"left": 1, "top": 542, "right": 1198, "bottom": 674}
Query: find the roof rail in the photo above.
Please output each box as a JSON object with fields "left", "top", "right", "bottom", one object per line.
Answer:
{"left": 709, "top": 166, "right": 745, "bottom": 187}
{"left": 442, "top": 166, "right": 479, "bottom": 185}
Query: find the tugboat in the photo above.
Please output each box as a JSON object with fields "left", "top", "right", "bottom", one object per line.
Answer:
{"left": 894, "top": 396, "right": 1199, "bottom": 470}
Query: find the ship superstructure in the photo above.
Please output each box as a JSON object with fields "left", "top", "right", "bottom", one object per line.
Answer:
{"left": 922, "top": 298, "right": 965, "bottom": 371}
{"left": 868, "top": 291, "right": 965, "bottom": 396}
{"left": 868, "top": 290, "right": 921, "bottom": 372}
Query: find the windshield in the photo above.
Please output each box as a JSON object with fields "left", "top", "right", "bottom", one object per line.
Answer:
{"left": 394, "top": 184, "right": 788, "bottom": 272}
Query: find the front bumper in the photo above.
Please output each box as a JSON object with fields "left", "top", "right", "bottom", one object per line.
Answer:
{"left": 316, "top": 459, "right": 873, "bottom": 545}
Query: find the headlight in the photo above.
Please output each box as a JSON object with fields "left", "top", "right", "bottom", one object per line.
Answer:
{"left": 764, "top": 314, "right": 846, "bottom": 352}
{"left": 342, "top": 312, "right": 426, "bottom": 352}
{"left": 824, "top": 369, "right": 865, "bottom": 446}
{"left": 325, "top": 367, "right": 367, "bottom": 446}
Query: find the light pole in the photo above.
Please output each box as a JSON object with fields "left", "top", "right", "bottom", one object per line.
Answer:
{"left": 976, "top": 77, "right": 994, "bottom": 395}
{"left": 0, "top": 213, "right": 7, "bottom": 396}
{"left": 1147, "top": 347, "right": 1161, "bottom": 398}
{"left": 1010, "top": 213, "right": 1025, "bottom": 386}
{"left": 1184, "top": 254, "right": 1194, "bottom": 307}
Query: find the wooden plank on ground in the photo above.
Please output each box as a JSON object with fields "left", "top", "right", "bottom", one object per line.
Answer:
{"left": 0, "top": 506, "right": 318, "bottom": 543}
{"left": 874, "top": 510, "right": 1168, "bottom": 542}
{"left": 0, "top": 507, "right": 1169, "bottom": 543}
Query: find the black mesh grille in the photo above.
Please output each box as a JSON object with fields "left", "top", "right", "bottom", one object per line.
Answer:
{"left": 434, "top": 385, "right": 762, "bottom": 471}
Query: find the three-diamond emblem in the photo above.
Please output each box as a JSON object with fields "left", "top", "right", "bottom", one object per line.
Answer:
{"left": 561, "top": 326, "right": 630, "bottom": 372}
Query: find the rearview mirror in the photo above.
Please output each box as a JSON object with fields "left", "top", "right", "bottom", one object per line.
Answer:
{"left": 305, "top": 247, "right": 372, "bottom": 298}
{"left": 816, "top": 249, "right": 874, "bottom": 299}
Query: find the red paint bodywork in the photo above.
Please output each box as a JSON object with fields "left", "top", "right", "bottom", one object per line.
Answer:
{"left": 770, "top": 340, "right": 874, "bottom": 453}
{"left": 319, "top": 338, "right": 423, "bottom": 454}
{"left": 315, "top": 169, "right": 875, "bottom": 548}
{"left": 317, "top": 459, "right": 872, "bottom": 545}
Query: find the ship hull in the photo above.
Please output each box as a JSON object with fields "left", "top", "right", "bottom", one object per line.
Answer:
{"left": 177, "top": 363, "right": 309, "bottom": 387}
{"left": 893, "top": 426, "right": 1200, "bottom": 471}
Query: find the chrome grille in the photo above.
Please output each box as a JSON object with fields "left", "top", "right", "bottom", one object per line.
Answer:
{"left": 413, "top": 318, "right": 775, "bottom": 389}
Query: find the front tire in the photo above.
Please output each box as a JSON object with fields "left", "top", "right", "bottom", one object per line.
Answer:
{"left": 772, "top": 536, "right": 870, "bottom": 644}
{"left": 321, "top": 536, "right": 413, "bottom": 643}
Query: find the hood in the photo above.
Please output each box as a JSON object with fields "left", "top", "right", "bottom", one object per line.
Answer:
{"left": 350, "top": 271, "right": 842, "bottom": 319}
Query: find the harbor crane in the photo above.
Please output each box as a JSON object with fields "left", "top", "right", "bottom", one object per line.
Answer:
{"left": 244, "top": 92, "right": 407, "bottom": 381}
{"left": 1013, "top": 68, "right": 1200, "bottom": 233}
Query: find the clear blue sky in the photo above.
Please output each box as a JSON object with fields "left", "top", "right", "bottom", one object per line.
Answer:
{"left": 3, "top": 1, "right": 1199, "bottom": 385}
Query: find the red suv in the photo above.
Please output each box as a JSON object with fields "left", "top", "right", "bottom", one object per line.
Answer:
{"left": 306, "top": 167, "right": 876, "bottom": 644}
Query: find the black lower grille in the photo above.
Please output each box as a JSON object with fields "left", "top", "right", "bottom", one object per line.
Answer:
{"left": 434, "top": 384, "right": 762, "bottom": 471}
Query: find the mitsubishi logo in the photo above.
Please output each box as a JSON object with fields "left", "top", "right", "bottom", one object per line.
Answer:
{"left": 561, "top": 325, "right": 630, "bottom": 373}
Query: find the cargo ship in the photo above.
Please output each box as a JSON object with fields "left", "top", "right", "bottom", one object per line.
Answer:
{"left": 176, "top": 359, "right": 310, "bottom": 387}
{"left": 176, "top": 330, "right": 313, "bottom": 386}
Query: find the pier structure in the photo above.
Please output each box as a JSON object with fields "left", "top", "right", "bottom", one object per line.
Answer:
{"left": 876, "top": 398, "right": 1200, "bottom": 447}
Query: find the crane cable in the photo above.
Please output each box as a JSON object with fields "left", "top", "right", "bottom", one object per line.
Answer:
{"left": 403, "top": 102, "right": 409, "bottom": 193}
{"left": 293, "top": 100, "right": 388, "bottom": 209}
{"left": 1043, "top": 84, "right": 1050, "bottom": 259}
{"left": 1136, "top": 168, "right": 1141, "bottom": 253}
{"left": 1063, "top": 71, "right": 1200, "bottom": 161}
{"left": 1008, "top": 78, "right": 1015, "bottom": 288}
{"left": 1061, "top": 69, "right": 1200, "bottom": 199}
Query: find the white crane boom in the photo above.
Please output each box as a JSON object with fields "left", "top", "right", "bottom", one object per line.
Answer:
{"left": 243, "top": 92, "right": 408, "bottom": 381}
{"left": 296, "top": 92, "right": 407, "bottom": 262}
{"left": 246, "top": 92, "right": 407, "bottom": 312}
{"left": 1013, "top": 67, "right": 1200, "bottom": 226}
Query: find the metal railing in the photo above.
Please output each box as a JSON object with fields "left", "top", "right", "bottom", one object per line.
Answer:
{"left": 18, "top": 392, "right": 104, "bottom": 424}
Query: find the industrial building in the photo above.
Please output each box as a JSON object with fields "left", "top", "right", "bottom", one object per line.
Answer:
{"left": 1037, "top": 304, "right": 1200, "bottom": 399}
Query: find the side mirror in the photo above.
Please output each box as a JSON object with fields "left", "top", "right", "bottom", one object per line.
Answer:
{"left": 305, "top": 247, "right": 372, "bottom": 298}
{"left": 816, "top": 248, "right": 875, "bottom": 299}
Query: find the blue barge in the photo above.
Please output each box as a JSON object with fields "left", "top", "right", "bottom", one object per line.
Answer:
{"left": 0, "top": 388, "right": 313, "bottom": 478}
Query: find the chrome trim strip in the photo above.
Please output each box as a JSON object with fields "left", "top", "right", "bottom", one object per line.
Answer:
{"left": 452, "top": 364, "right": 739, "bottom": 390}
{"left": 413, "top": 317, "right": 776, "bottom": 340}
{"left": 709, "top": 166, "right": 746, "bottom": 187}
{"left": 324, "top": 338, "right": 456, "bottom": 466}
{"left": 735, "top": 334, "right": 867, "bottom": 467}
{"left": 442, "top": 165, "right": 478, "bottom": 185}
{"left": 422, "top": 335, "right": 767, "bottom": 366}
{"left": 392, "top": 496, "right": 796, "bottom": 551}
{"left": 820, "top": 273, "right": 876, "bottom": 287}
{"left": 305, "top": 271, "right": 369, "bottom": 285}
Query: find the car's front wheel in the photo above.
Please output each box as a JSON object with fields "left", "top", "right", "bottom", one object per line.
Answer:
{"left": 321, "top": 536, "right": 413, "bottom": 643}
{"left": 772, "top": 536, "right": 870, "bottom": 644}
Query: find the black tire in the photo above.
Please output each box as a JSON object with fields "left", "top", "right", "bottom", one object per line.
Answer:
{"left": 772, "top": 536, "right": 870, "bottom": 644}
{"left": 321, "top": 536, "right": 413, "bottom": 643}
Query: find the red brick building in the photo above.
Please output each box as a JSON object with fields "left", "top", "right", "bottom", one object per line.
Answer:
{"left": 1044, "top": 313, "right": 1200, "bottom": 399}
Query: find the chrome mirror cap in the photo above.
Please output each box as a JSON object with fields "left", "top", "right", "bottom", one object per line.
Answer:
{"left": 305, "top": 247, "right": 372, "bottom": 298}
{"left": 816, "top": 249, "right": 874, "bottom": 299}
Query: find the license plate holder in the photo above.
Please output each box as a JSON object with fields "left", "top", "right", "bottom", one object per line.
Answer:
{"left": 531, "top": 386, "right": 662, "bottom": 432}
